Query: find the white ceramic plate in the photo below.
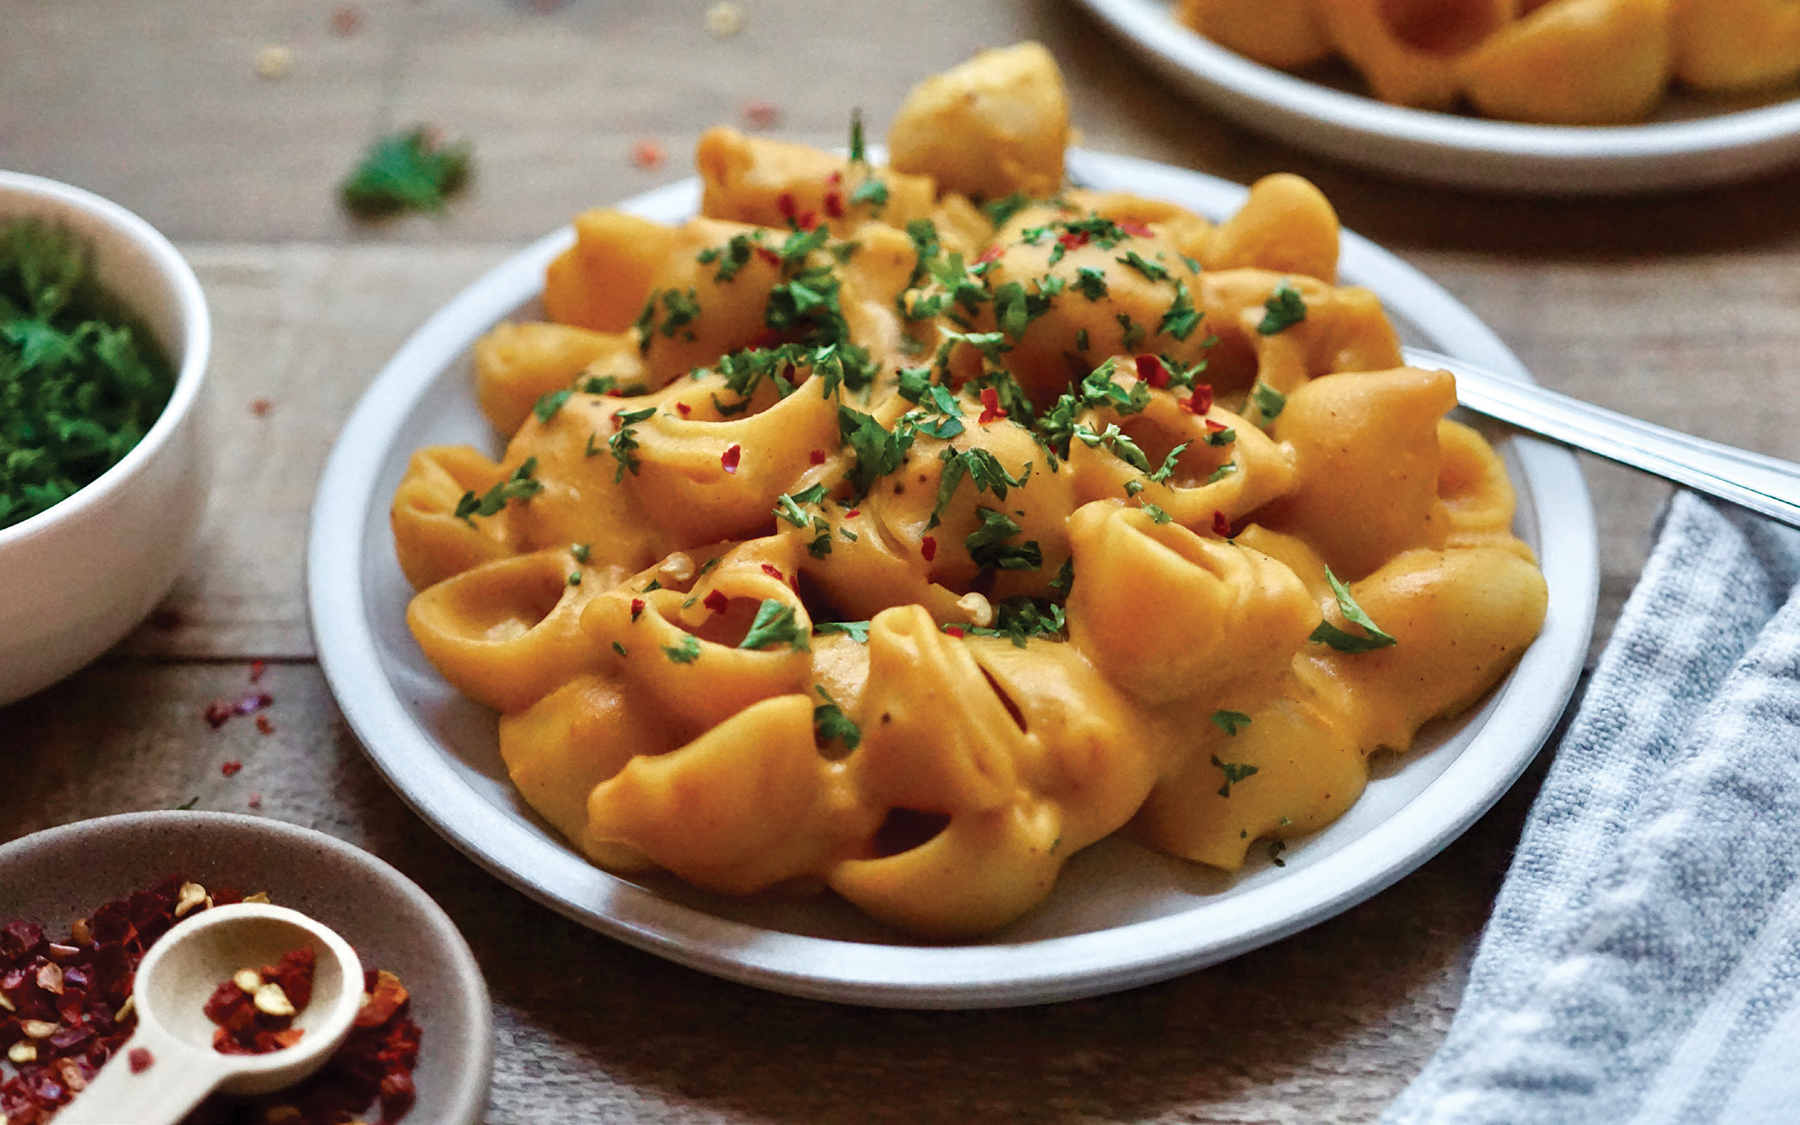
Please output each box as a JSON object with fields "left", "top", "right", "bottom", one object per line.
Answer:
{"left": 307, "top": 151, "right": 1598, "bottom": 1009}
{"left": 1071, "top": 0, "right": 1800, "bottom": 194}
{"left": 0, "top": 812, "right": 493, "bottom": 1124}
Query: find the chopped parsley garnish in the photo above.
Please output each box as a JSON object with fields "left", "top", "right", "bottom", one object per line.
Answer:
{"left": 608, "top": 406, "right": 657, "bottom": 481}
{"left": 1310, "top": 567, "right": 1398, "bottom": 653}
{"left": 661, "top": 635, "right": 702, "bottom": 664}
{"left": 814, "top": 620, "right": 871, "bottom": 644}
{"left": 571, "top": 543, "right": 591, "bottom": 563}
{"left": 532, "top": 388, "right": 572, "bottom": 423}
{"left": 992, "top": 279, "right": 1057, "bottom": 341}
{"left": 567, "top": 572, "right": 582, "bottom": 586}
{"left": 1250, "top": 382, "right": 1286, "bottom": 424}
{"left": 1158, "top": 280, "right": 1200, "bottom": 341}
{"left": 1269, "top": 840, "right": 1288, "bottom": 867}
{"left": 1147, "top": 442, "right": 1189, "bottom": 485}
{"left": 966, "top": 507, "right": 1042, "bottom": 571}
{"left": 848, "top": 108, "right": 868, "bottom": 165}
{"left": 0, "top": 221, "right": 177, "bottom": 530}
{"left": 453, "top": 457, "right": 542, "bottom": 525}
{"left": 1257, "top": 280, "right": 1307, "bottom": 335}
{"left": 1211, "top": 754, "right": 1259, "bottom": 798}
{"left": 739, "top": 599, "right": 809, "bottom": 651}
{"left": 983, "top": 192, "right": 1032, "bottom": 229}
{"left": 1072, "top": 267, "right": 1109, "bottom": 301}
{"left": 837, "top": 406, "right": 915, "bottom": 498}
{"left": 813, "top": 686, "right": 862, "bottom": 751}
{"left": 1140, "top": 502, "right": 1172, "bottom": 524}
{"left": 581, "top": 374, "right": 648, "bottom": 397}
{"left": 655, "top": 287, "right": 701, "bottom": 339}
{"left": 339, "top": 127, "right": 471, "bottom": 218}
{"left": 849, "top": 177, "right": 888, "bottom": 212}
{"left": 1073, "top": 422, "right": 1150, "bottom": 473}
{"left": 1212, "top": 710, "right": 1252, "bottom": 735}
{"left": 1203, "top": 425, "right": 1237, "bottom": 447}
{"left": 929, "top": 447, "right": 1030, "bottom": 529}
{"left": 705, "top": 232, "right": 761, "bottom": 283}
{"left": 1117, "top": 250, "right": 1169, "bottom": 283}
{"left": 774, "top": 492, "right": 810, "bottom": 528}
{"left": 612, "top": 641, "right": 627, "bottom": 656}
{"left": 1117, "top": 313, "right": 1146, "bottom": 352}
{"left": 1048, "top": 557, "right": 1075, "bottom": 596}
{"left": 1205, "top": 461, "right": 1238, "bottom": 484}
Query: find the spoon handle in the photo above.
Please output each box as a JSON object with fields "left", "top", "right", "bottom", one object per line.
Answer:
{"left": 1412, "top": 348, "right": 1800, "bottom": 531}
{"left": 54, "top": 1023, "right": 230, "bottom": 1125}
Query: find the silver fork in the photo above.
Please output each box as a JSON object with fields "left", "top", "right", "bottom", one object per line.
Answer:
{"left": 1408, "top": 347, "right": 1800, "bottom": 531}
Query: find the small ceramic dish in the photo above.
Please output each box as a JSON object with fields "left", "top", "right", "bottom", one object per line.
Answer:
{"left": 1072, "top": 0, "right": 1800, "bottom": 193}
{"left": 0, "top": 172, "right": 211, "bottom": 707}
{"left": 0, "top": 812, "right": 493, "bottom": 1125}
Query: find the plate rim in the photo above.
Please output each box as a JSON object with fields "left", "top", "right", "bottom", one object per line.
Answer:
{"left": 306, "top": 152, "right": 1598, "bottom": 1008}
{"left": 1070, "top": 0, "right": 1800, "bottom": 193}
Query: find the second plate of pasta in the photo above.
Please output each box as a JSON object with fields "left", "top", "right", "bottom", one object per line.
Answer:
{"left": 308, "top": 149, "right": 1596, "bottom": 1008}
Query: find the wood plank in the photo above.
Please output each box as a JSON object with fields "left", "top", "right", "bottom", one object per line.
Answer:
{"left": 0, "top": 660, "right": 1564, "bottom": 1124}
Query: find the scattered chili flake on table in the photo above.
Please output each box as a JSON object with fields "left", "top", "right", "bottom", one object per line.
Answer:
{"left": 255, "top": 715, "right": 275, "bottom": 736}
{"left": 329, "top": 5, "right": 362, "bottom": 35}
{"left": 249, "top": 661, "right": 267, "bottom": 684}
{"left": 220, "top": 760, "right": 242, "bottom": 778}
{"left": 741, "top": 100, "right": 779, "bottom": 129}
{"left": 250, "top": 398, "right": 272, "bottom": 417}
{"left": 0, "top": 878, "right": 424, "bottom": 1125}
{"left": 247, "top": 792, "right": 263, "bottom": 809}
{"left": 630, "top": 139, "right": 665, "bottom": 170}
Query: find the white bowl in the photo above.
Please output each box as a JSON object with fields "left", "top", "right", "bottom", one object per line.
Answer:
{"left": 0, "top": 172, "right": 211, "bottom": 706}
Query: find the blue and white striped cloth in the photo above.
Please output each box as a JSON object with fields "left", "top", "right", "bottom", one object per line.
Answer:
{"left": 1386, "top": 492, "right": 1800, "bottom": 1125}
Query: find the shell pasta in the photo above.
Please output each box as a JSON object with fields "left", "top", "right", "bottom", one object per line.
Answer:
{"left": 390, "top": 44, "right": 1548, "bottom": 939}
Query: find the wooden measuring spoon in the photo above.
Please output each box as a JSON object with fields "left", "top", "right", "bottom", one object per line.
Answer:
{"left": 57, "top": 903, "right": 364, "bottom": 1124}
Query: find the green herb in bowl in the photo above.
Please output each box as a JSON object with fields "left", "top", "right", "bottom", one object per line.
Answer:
{"left": 0, "top": 219, "right": 176, "bottom": 531}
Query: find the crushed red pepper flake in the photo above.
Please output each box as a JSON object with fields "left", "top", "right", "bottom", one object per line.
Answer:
{"left": 1204, "top": 418, "right": 1229, "bottom": 434}
{"left": 1135, "top": 354, "right": 1169, "bottom": 387}
{"left": 944, "top": 626, "right": 966, "bottom": 639}
{"left": 1212, "top": 510, "right": 1232, "bottom": 538}
{"left": 921, "top": 536, "right": 937, "bottom": 562}
{"left": 249, "top": 660, "right": 267, "bottom": 684}
{"left": 702, "top": 589, "right": 730, "bottom": 615}
{"left": 330, "top": 5, "right": 362, "bottom": 35}
{"left": 248, "top": 792, "right": 263, "bottom": 809}
{"left": 0, "top": 878, "right": 424, "bottom": 1125}
{"left": 208, "top": 949, "right": 314, "bottom": 1056}
{"left": 203, "top": 702, "right": 234, "bottom": 729}
{"left": 777, "top": 192, "right": 797, "bottom": 220}
{"left": 977, "top": 387, "right": 1007, "bottom": 425}
{"left": 675, "top": 402, "right": 692, "bottom": 416}
{"left": 1057, "top": 230, "right": 1089, "bottom": 252}
{"left": 249, "top": 398, "right": 273, "bottom": 417}
{"left": 629, "top": 140, "right": 665, "bottom": 169}
{"left": 741, "top": 99, "right": 780, "bottom": 129}
{"left": 629, "top": 598, "right": 646, "bottom": 621}
{"left": 760, "top": 564, "right": 785, "bottom": 583}
{"left": 754, "top": 247, "right": 782, "bottom": 270}
{"left": 844, "top": 508, "right": 859, "bottom": 518}
{"left": 1183, "top": 384, "right": 1215, "bottom": 415}
{"left": 975, "top": 245, "right": 1004, "bottom": 265}
{"left": 808, "top": 448, "right": 826, "bottom": 465}
{"left": 823, "top": 191, "right": 844, "bottom": 219}
{"left": 221, "top": 761, "right": 242, "bottom": 778}
{"left": 1119, "top": 220, "right": 1154, "bottom": 238}
{"left": 720, "top": 444, "right": 741, "bottom": 474}
{"left": 255, "top": 715, "right": 274, "bottom": 736}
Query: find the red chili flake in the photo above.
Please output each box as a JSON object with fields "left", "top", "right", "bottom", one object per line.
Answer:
{"left": 944, "top": 626, "right": 966, "bottom": 639}
{"left": 1213, "top": 510, "right": 1232, "bottom": 538}
{"left": 128, "top": 1047, "right": 154, "bottom": 1073}
{"left": 249, "top": 660, "right": 267, "bottom": 684}
{"left": 208, "top": 948, "right": 315, "bottom": 1056}
{"left": 809, "top": 448, "right": 826, "bottom": 465}
{"left": 742, "top": 99, "right": 780, "bottom": 128}
{"left": 235, "top": 693, "right": 274, "bottom": 716}
{"left": 761, "top": 564, "right": 785, "bottom": 582}
{"left": 150, "top": 607, "right": 184, "bottom": 630}
{"left": 777, "top": 192, "right": 797, "bottom": 219}
{"left": 1135, "top": 354, "right": 1169, "bottom": 387}
{"left": 1204, "top": 418, "right": 1229, "bottom": 434}
{"left": 204, "top": 701, "right": 233, "bottom": 729}
{"left": 721, "top": 444, "right": 742, "bottom": 474}
{"left": 676, "top": 402, "right": 692, "bottom": 416}
{"left": 249, "top": 398, "right": 273, "bottom": 417}
{"left": 221, "top": 761, "right": 242, "bottom": 778}
{"left": 796, "top": 209, "right": 818, "bottom": 231}
{"left": 255, "top": 715, "right": 274, "bottom": 736}
{"left": 1188, "top": 384, "right": 1215, "bottom": 415}
{"left": 330, "top": 5, "right": 362, "bottom": 35}
{"left": 978, "top": 387, "right": 1007, "bottom": 425}
{"left": 827, "top": 170, "right": 843, "bottom": 186}
{"left": 1057, "top": 230, "right": 1090, "bottom": 252}
{"left": 630, "top": 598, "right": 646, "bottom": 621}
{"left": 630, "top": 139, "right": 665, "bottom": 169}
{"left": 823, "top": 191, "right": 844, "bottom": 219}
{"left": 702, "top": 589, "right": 730, "bottom": 615}
{"left": 1119, "top": 220, "right": 1154, "bottom": 238}
{"left": 844, "top": 508, "right": 859, "bottom": 518}
{"left": 975, "top": 245, "right": 1005, "bottom": 265}
{"left": 921, "top": 536, "right": 938, "bottom": 562}
{"left": 755, "top": 247, "right": 783, "bottom": 269}
{"left": 248, "top": 792, "right": 263, "bottom": 809}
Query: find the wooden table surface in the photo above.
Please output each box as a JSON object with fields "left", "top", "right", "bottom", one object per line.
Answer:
{"left": 7, "top": 2, "right": 1800, "bottom": 1121}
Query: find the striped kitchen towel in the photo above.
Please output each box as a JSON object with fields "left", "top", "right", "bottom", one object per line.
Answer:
{"left": 1385, "top": 491, "right": 1800, "bottom": 1125}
